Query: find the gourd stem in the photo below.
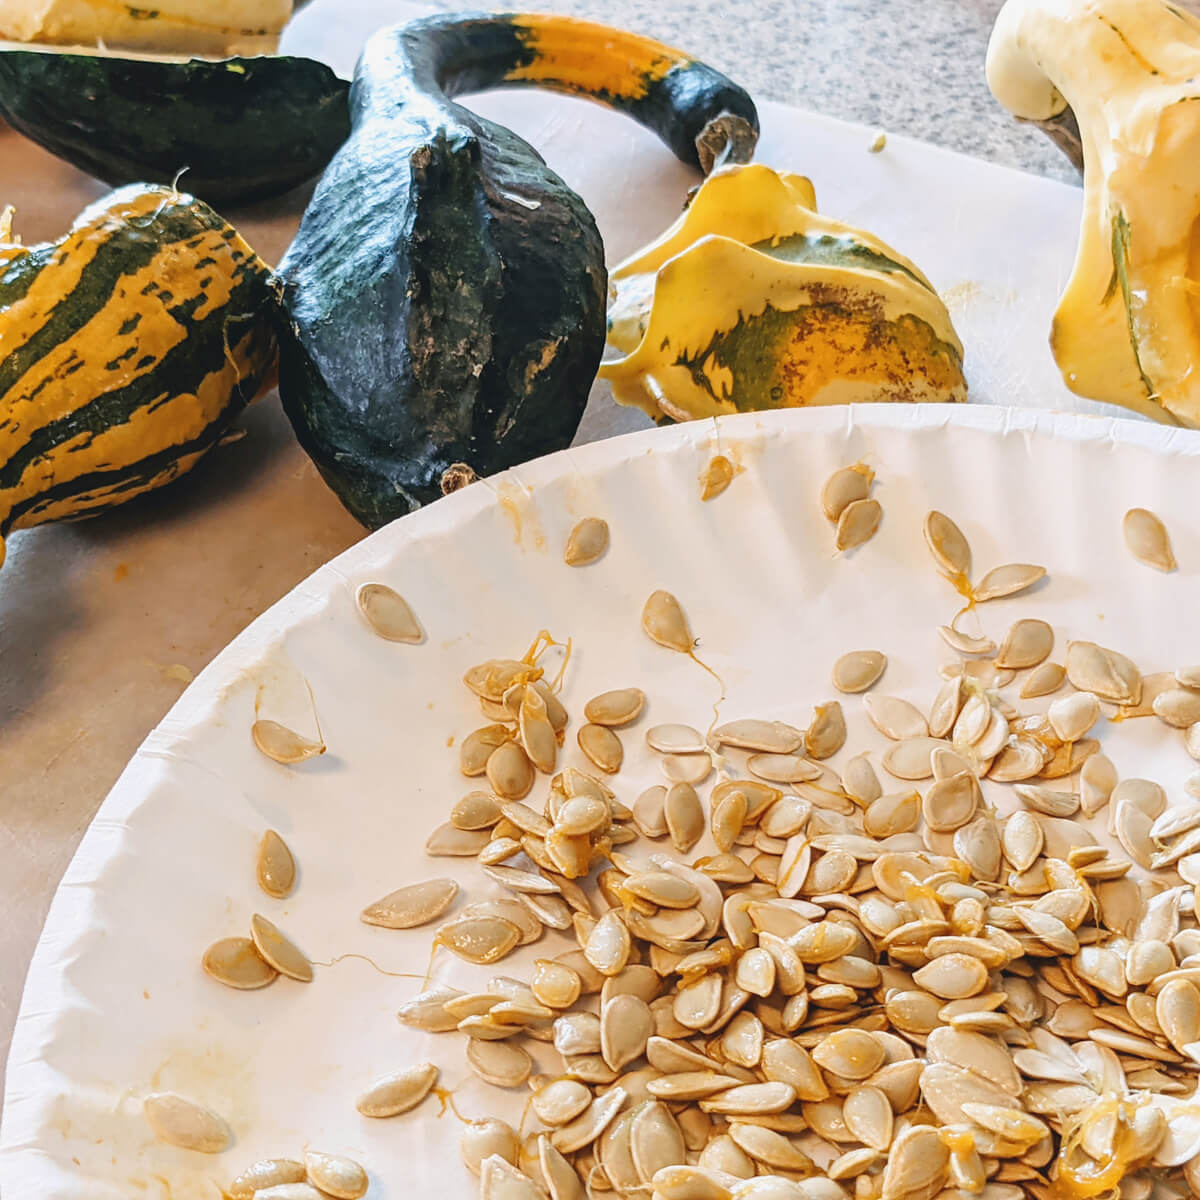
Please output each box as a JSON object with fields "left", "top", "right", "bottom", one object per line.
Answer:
{"left": 356, "top": 12, "right": 758, "bottom": 174}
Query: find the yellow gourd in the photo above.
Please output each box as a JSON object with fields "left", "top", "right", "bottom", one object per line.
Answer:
{"left": 987, "top": 0, "right": 1200, "bottom": 424}
{"left": 600, "top": 163, "right": 966, "bottom": 422}
{"left": 0, "top": 0, "right": 295, "bottom": 54}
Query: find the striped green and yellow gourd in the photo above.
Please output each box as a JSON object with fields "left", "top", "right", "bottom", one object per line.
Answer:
{"left": 0, "top": 184, "right": 277, "bottom": 566}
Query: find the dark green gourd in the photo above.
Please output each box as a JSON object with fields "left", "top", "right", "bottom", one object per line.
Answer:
{"left": 0, "top": 49, "right": 350, "bottom": 205}
{"left": 275, "top": 12, "right": 759, "bottom": 528}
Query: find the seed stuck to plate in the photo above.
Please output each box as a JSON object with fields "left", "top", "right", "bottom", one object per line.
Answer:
{"left": 251, "top": 719, "right": 326, "bottom": 765}
{"left": 227, "top": 1159, "right": 308, "bottom": 1198}
{"left": 642, "top": 590, "right": 694, "bottom": 653}
{"left": 468, "top": 1037, "right": 533, "bottom": 1088}
{"left": 256, "top": 829, "right": 296, "bottom": 899}
{"left": 584, "top": 688, "right": 646, "bottom": 727}
{"left": 924, "top": 511, "right": 971, "bottom": 579}
{"left": 578, "top": 723, "right": 624, "bottom": 774}
{"left": 937, "top": 625, "right": 996, "bottom": 656}
{"left": 304, "top": 1151, "right": 368, "bottom": 1200}
{"left": 487, "top": 739, "right": 536, "bottom": 800}
{"left": 356, "top": 1063, "right": 439, "bottom": 1117}
{"left": 700, "top": 454, "right": 736, "bottom": 501}
{"left": 436, "top": 915, "right": 522, "bottom": 965}
{"left": 360, "top": 878, "right": 459, "bottom": 929}
{"left": 832, "top": 649, "right": 887, "bottom": 694}
{"left": 202, "top": 936, "right": 277, "bottom": 990}
{"left": 249, "top": 914, "right": 313, "bottom": 982}
{"left": 821, "top": 462, "right": 874, "bottom": 521}
{"left": 564, "top": 517, "right": 610, "bottom": 566}
{"left": 143, "top": 1092, "right": 231, "bottom": 1153}
{"left": 972, "top": 563, "right": 1046, "bottom": 603}
{"left": 1124, "top": 507, "right": 1176, "bottom": 571}
{"left": 836, "top": 498, "right": 883, "bottom": 551}
{"left": 355, "top": 582, "right": 423, "bottom": 643}
{"left": 994, "top": 619, "right": 1053, "bottom": 670}
{"left": 1065, "top": 640, "right": 1142, "bottom": 704}
{"left": 1020, "top": 661, "right": 1066, "bottom": 699}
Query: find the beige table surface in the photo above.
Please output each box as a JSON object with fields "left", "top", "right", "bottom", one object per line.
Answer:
{"left": 0, "top": 0, "right": 1072, "bottom": 1096}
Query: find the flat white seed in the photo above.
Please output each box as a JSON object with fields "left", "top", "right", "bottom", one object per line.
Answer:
{"left": 1155, "top": 689, "right": 1200, "bottom": 729}
{"left": 661, "top": 753, "right": 715, "bottom": 785}
{"left": 143, "top": 1093, "right": 230, "bottom": 1153}
{"left": 623, "top": 871, "right": 700, "bottom": 909}
{"left": 972, "top": 563, "right": 1046, "bottom": 602}
{"left": 482, "top": 864, "right": 561, "bottom": 895}
{"left": 748, "top": 753, "right": 820, "bottom": 784}
{"left": 666, "top": 782, "right": 705, "bottom": 853}
{"left": 922, "top": 771, "right": 980, "bottom": 832}
{"left": 578, "top": 723, "right": 623, "bottom": 774}
{"left": 356, "top": 1063, "right": 439, "bottom": 1116}
{"left": 712, "top": 719, "right": 804, "bottom": 754}
{"left": 552, "top": 1087, "right": 628, "bottom": 1154}
{"left": 461, "top": 1121, "right": 521, "bottom": 1177}
{"left": 538, "top": 1135, "right": 586, "bottom": 1200}
{"left": 533, "top": 1079, "right": 592, "bottom": 1127}
{"left": 836, "top": 498, "right": 882, "bottom": 551}
{"left": 436, "top": 915, "right": 522, "bottom": 964}
{"left": 728, "top": 1122, "right": 814, "bottom": 1171}
{"left": 1178, "top": 665, "right": 1200, "bottom": 688}
{"left": 360, "top": 878, "right": 458, "bottom": 929}
{"left": 256, "top": 829, "right": 296, "bottom": 899}
{"left": 519, "top": 688, "right": 558, "bottom": 774}
{"left": 842, "top": 753, "right": 882, "bottom": 804}
{"left": 1065, "top": 641, "right": 1142, "bottom": 704}
{"left": 461, "top": 728, "right": 511, "bottom": 778}
{"left": 228, "top": 1160, "right": 307, "bottom": 1198}
{"left": 585, "top": 688, "right": 646, "bottom": 727}
{"left": 585, "top": 911, "right": 632, "bottom": 976}
{"left": 882, "top": 737, "right": 945, "bottom": 780}
{"left": 249, "top": 914, "right": 312, "bottom": 982}
{"left": 1124, "top": 507, "right": 1177, "bottom": 571}
{"left": 601, "top": 994, "right": 655, "bottom": 1071}
{"left": 355, "top": 581, "right": 423, "bottom": 642}
{"left": 806, "top": 701, "right": 846, "bottom": 759}
{"left": 938, "top": 625, "right": 996, "bottom": 656}
{"left": 924, "top": 511, "right": 971, "bottom": 578}
{"left": 565, "top": 517, "right": 610, "bottom": 566}
{"left": 928, "top": 676, "right": 966, "bottom": 739}
{"left": 1047, "top": 692, "right": 1100, "bottom": 742}
{"left": 468, "top": 1037, "right": 533, "bottom": 1088}
{"left": 1080, "top": 753, "right": 1118, "bottom": 816}
{"left": 811, "top": 1029, "right": 885, "bottom": 1079}
{"left": 245, "top": 1184, "right": 323, "bottom": 1200}
{"left": 821, "top": 463, "right": 874, "bottom": 521}
{"left": 304, "top": 1152, "right": 368, "bottom": 1200}
{"left": 994, "top": 619, "right": 1054, "bottom": 670}
{"left": 1020, "top": 661, "right": 1066, "bottom": 699}
{"left": 251, "top": 719, "right": 325, "bottom": 764}
{"left": 633, "top": 786, "right": 669, "bottom": 838}
{"left": 832, "top": 650, "right": 887, "bottom": 694}
{"left": 864, "top": 694, "right": 929, "bottom": 740}
{"left": 699, "top": 1082, "right": 797, "bottom": 1115}
{"left": 647, "top": 724, "right": 706, "bottom": 754}
{"left": 556, "top": 795, "right": 609, "bottom": 837}
{"left": 487, "top": 741, "right": 536, "bottom": 801}
{"left": 479, "top": 1155, "right": 547, "bottom": 1200}
{"left": 842, "top": 1085, "right": 894, "bottom": 1151}
{"left": 202, "top": 936, "right": 277, "bottom": 990}
{"left": 643, "top": 590, "right": 694, "bottom": 653}
{"left": 912, "top": 953, "right": 989, "bottom": 998}
{"left": 397, "top": 985, "right": 464, "bottom": 1032}
{"left": 532, "top": 960, "right": 583, "bottom": 1009}
{"left": 1002, "top": 811, "right": 1044, "bottom": 872}
{"left": 631, "top": 1100, "right": 687, "bottom": 1182}
{"left": 987, "top": 737, "right": 1046, "bottom": 783}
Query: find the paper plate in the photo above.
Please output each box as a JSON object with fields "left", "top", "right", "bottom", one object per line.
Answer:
{"left": 4, "top": 404, "right": 1200, "bottom": 1199}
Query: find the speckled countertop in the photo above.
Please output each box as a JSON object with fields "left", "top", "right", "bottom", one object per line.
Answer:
{"left": 431, "top": 0, "right": 1081, "bottom": 185}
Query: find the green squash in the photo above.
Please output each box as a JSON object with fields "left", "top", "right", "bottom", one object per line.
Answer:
{"left": 0, "top": 45, "right": 350, "bottom": 205}
{"left": 275, "top": 12, "right": 759, "bottom": 528}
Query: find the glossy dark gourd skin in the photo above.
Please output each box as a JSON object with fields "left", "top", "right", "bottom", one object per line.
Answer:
{"left": 276, "top": 12, "right": 759, "bottom": 528}
{"left": 0, "top": 51, "right": 350, "bottom": 205}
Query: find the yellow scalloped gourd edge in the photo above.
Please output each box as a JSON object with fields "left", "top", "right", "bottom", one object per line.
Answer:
{"left": 988, "top": 0, "right": 1200, "bottom": 426}
{"left": 600, "top": 163, "right": 967, "bottom": 422}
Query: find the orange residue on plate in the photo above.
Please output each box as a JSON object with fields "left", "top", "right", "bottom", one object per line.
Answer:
{"left": 493, "top": 479, "right": 544, "bottom": 550}
{"left": 113, "top": 562, "right": 129, "bottom": 582}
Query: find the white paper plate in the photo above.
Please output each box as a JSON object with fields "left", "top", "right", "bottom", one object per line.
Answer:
{"left": 4, "top": 404, "right": 1200, "bottom": 1199}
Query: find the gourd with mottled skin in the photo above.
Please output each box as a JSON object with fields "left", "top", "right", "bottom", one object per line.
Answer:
{"left": 0, "top": 185, "right": 276, "bottom": 568}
